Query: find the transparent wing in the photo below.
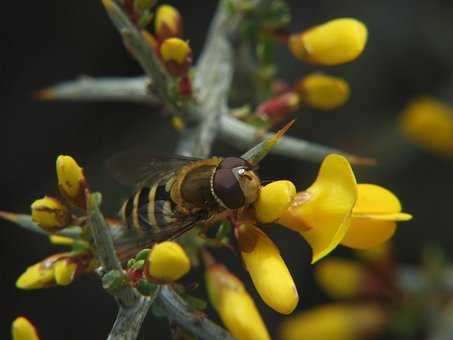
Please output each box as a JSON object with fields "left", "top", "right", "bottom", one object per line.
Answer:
{"left": 105, "top": 149, "right": 201, "bottom": 187}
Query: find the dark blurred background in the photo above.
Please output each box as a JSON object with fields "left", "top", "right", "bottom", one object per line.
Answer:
{"left": 2, "top": 0, "right": 453, "bottom": 339}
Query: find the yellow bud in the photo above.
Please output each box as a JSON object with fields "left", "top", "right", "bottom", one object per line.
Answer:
{"left": 205, "top": 264, "right": 270, "bottom": 340}
{"left": 278, "top": 154, "right": 357, "bottom": 263}
{"left": 31, "top": 196, "right": 70, "bottom": 231}
{"left": 147, "top": 241, "right": 190, "bottom": 281}
{"left": 315, "top": 258, "right": 365, "bottom": 298}
{"left": 56, "top": 155, "right": 87, "bottom": 209}
{"left": 254, "top": 180, "right": 296, "bottom": 223}
{"left": 49, "top": 235, "right": 75, "bottom": 246}
{"left": 160, "top": 38, "right": 191, "bottom": 64}
{"left": 289, "top": 18, "right": 367, "bottom": 65}
{"left": 342, "top": 184, "right": 412, "bottom": 249}
{"left": 12, "top": 317, "right": 40, "bottom": 340}
{"left": 155, "top": 4, "right": 182, "bottom": 39}
{"left": 238, "top": 224, "right": 298, "bottom": 314}
{"left": 16, "top": 262, "right": 54, "bottom": 290}
{"left": 53, "top": 259, "right": 77, "bottom": 286}
{"left": 295, "top": 73, "right": 350, "bottom": 110}
{"left": 171, "top": 116, "right": 185, "bottom": 131}
{"left": 400, "top": 97, "right": 453, "bottom": 156}
{"left": 279, "top": 304, "right": 387, "bottom": 340}
{"left": 142, "top": 30, "right": 158, "bottom": 51}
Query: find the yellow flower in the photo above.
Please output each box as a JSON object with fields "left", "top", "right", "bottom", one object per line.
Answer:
{"left": 295, "top": 73, "right": 350, "bottom": 110}
{"left": 400, "top": 97, "right": 453, "bottom": 156}
{"left": 289, "top": 18, "right": 367, "bottom": 65}
{"left": 16, "top": 262, "right": 55, "bottom": 290}
{"left": 341, "top": 184, "right": 412, "bottom": 249}
{"left": 315, "top": 258, "right": 366, "bottom": 299}
{"left": 160, "top": 38, "right": 191, "bottom": 64}
{"left": 278, "top": 154, "right": 357, "bottom": 263}
{"left": 53, "top": 259, "right": 77, "bottom": 286}
{"left": 31, "top": 196, "right": 70, "bottom": 231}
{"left": 237, "top": 224, "right": 298, "bottom": 314}
{"left": 155, "top": 4, "right": 182, "bottom": 39}
{"left": 205, "top": 263, "right": 270, "bottom": 340}
{"left": 147, "top": 241, "right": 190, "bottom": 282}
{"left": 279, "top": 304, "right": 387, "bottom": 340}
{"left": 56, "top": 155, "right": 87, "bottom": 209}
{"left": 171, "top": 116, "right": 185, "bottom": 131}
{"left": 12, "top": 317, "right": 40, "bottom": 340}
{"left": 356, "top": 242, "right": 391, "bottom": 263}
{"left": 254, "top": 180, "right": 296, "bottom": 223}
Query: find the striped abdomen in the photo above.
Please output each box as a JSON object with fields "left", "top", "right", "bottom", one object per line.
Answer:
{"left": 120, "top": 176, "right": 177, "bottom": 233}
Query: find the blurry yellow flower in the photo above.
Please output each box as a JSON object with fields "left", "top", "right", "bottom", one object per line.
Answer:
{"left": 16, "top": 262, "right": 55, "bottom": 290}
{"left": 295, "top": 73, "right": 350, "bottom": 110}
{"left": 237, "top": 224, "right": 298, "bottom": 314}
{"left": 400, "top": 97, "right": 453, "bottom": 156}
{"left": 280, "top": 304, "right": 387, "bottom": 340}
{"left": 147, "top": 241, "right": 190, "bottom": 282}
{"left": 31, "top": 196, "right": 70, "bottom": 231}
{"left": 341, "top": 184, "right": 412, "bottom": 249}
{"left": 356, "top": 242, "right": 391, "bottom": 263}
{"left": 171, "top": 116, "right": 185, "bottom": 131}
{"left": 53, "top": 259, "right": 77, "bottom": 286}
{"left": 206, "top": 263, "right": 270, "bottom": 340}
{"left": 254, "top": 180, "right": 296, "bottom": 223}
{"left": 160, "top": 38, "right": 191, "bottom": 64}
{"left": 315, "top": 258, "right": 366, "bottom": 299}
{"left": 155, "top": 4, "right": 182, "bottom": 39}
{"left": 56, "top": 155, "right": 87, "bottom": 209}
{"left": 278, "top": 154, "right": 357, "bottom": 263}
{"left": 12, "top": 317, "right": 39, "bottom": 340}
{"left": 289, "top": 18, "right": 367, "bottom": 65}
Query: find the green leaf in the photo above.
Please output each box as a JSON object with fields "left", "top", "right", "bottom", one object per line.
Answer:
{"left": 135, "top": 248, "right": 150, "bottom": 261}
{"left": 261, "top": 0, "right": 291, "bottom": 29}
{"left": 127, "top": 258, "right": 136, "bottom": 268}
{"left": 130, "top": 259, "right": 145, "bottom": 271}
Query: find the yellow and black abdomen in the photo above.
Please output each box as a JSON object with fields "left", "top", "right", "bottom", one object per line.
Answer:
{"left": 120, "top": 177, "right": 177, "bottom": 234}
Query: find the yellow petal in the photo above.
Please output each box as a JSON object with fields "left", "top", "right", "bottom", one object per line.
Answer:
{"left": 16, "top": 263, "right": 54, "bottom": 290}
{"left": 295, "top": 73, "right": 350, "bottom": 110}
{"left": 254, "top": 180, "right": 296, "bottom": 223}
{"left": 278, "top": 154, "right": 357, "bottom": 263}
{"left": 53, "top": 260, "right": 77, "bottom": 286}
{"left": 400, "top": 97, "right": 453, "bottom": 156}
{"left": 289, "top": 18, "right": 367, "bottom": 65}
{"left": 56, "top": 155, "right": 87, "bottom": 208}
{"left": 315, "top": 258, "right": 365, "bottom": 298}
{"left": 238, "top": 224, "right": 298, "bottom": 314}
{"left": 205, "top": 264, "right": 270, "bottom": 340}
{"left": 155, "top": 4, "right": 182, "bottom": 39}
{"left": 148, "top": 241, "right": 190, "bottom": 281}
{"left": 12, "top": 317, "right": 40, "bottom": 340}
{"left": 342, "top": 184, "right": 412, "bottom": 249}
{"left": 31, "top": 196, "right": 70, "bottom": 231}
{"left": 279, "top": 304, "right": 387, "bottom": 340}
{"left": 160, "top": 38, "right": 191, "bottom": 64}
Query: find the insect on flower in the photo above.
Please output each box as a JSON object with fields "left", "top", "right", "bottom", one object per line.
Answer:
{"left": 107, "top": 121, "right": 295, "bottom": 260}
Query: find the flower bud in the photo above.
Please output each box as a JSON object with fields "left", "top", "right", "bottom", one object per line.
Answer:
{"left": 12, "top": 317, "right": 40, "bottom": 340}
{"left": 147, "top": 241, "right": 190, "bottom": 282}
{"left": 155, "top": 4, "right": 182, "bottom": 39}
{"left": 49, "top": 235, "right": 75, "bottom": 246}
{"left": 160, "top": 38, "right": 192, "bottom": 77}
{"left": 31, "top": 196, "right": 70, "bottom": 231}
{"left": 256, "top": 92, "right": 300, "bottom": 121}
{"left": 279, "top": 304, "right": 387, "bottom": 340}
{"left": 16, "top": 262, "right": 55, "bottom": 290}
{"left": 53, "top": 259, "right": 78, "bottom": 286}
{"left": 289, "top": 18, "right": 367, "bottom": 65}
{"left": 341, "top": 184, "right": 412, "bottom": 249}
{"left": 254, "top": 180, "right": 296, "bottom": 223}
{"left": 400, "top": 97, "right": 453, "bottom": 156}
{"left": 237, "top": 224, "right": 298, "bottom": 314}
{"left": 278, "top": 154, "right": 357, "bottom": 263}
{"left": 56, "top": 155, "right": 88, "bottom": 209}
{"left": 205, "top": 263, "right": 270, "bottom": 340}
{"left": 315, "top": 258, "right": 366, "bottom": 299}
{"left": 142, "top": 30, "right": 159, "bottom": 51}
{"left": 295, "top": 73, "right": 350, "bottom": 110}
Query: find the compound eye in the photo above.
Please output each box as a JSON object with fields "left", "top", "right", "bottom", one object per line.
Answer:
{"left": 213, "top": 169, "right": 245, "bottom": 209}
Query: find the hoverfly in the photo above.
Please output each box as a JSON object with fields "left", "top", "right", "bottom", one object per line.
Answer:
{"left": 107, "top": 122, "right": 294, "bottom": 260}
